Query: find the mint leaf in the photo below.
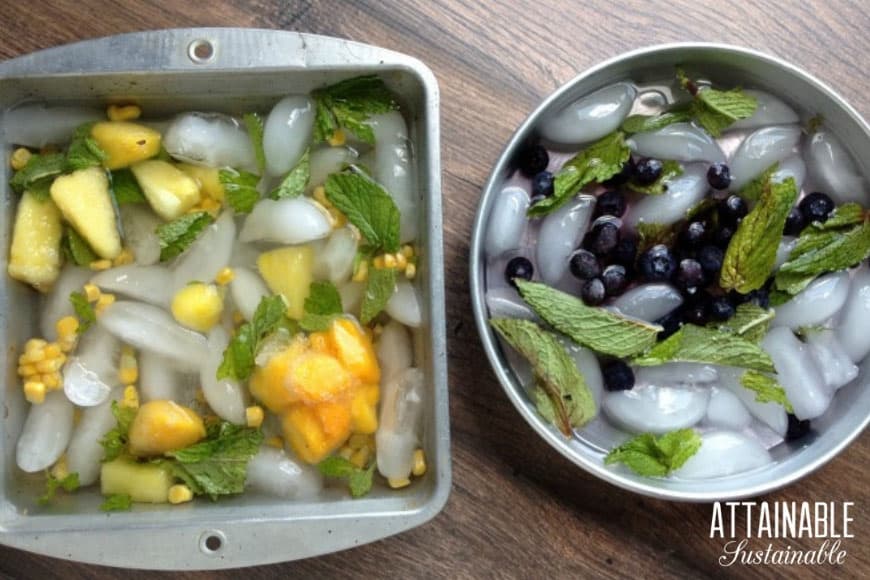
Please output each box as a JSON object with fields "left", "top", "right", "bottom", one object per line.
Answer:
{"left": 604, "top": 429, "right": 701, "bottom": 477}
{"left": 312, "top": 75, "right": 398, "bottom": 144}
{"left": 66, "top": 123, "right": 108, "bottom": 171}
{"left": 720, "top": 177, "right": 798, "bottom": 293}
{"left": 38, "top": 471, "right": 80, "bottom": 505}
{"left": 318, "top": 455, "right": 375, "bottom": 498}
{"left": 361, "top": 267, "right": 397, "bottom": 324}
{"left": 529, "top": 131, "right": 630, "bottom": 217}
{"left": 814, "top": 202, "right": 864, "bottom": 229}
{"left": 325, "top": 172, "right": 400, "bottom": 253}
{"left": 156, "top": 211, "right": 214, "bottom": 262}
{"left": 348, "top": 463, "right": 376, "bottom": 498}
{"left": 100, "top": 493, "right": 132, "bottom": 512}
{"left": 633, "top": 324, "right": 775, "bottom": 372}
{"left": 69, "top": 291, "right": 96, "bottom": 334}
{"left": 490, "top": 318, "right": 596, "bottom": 435}
{"left": 516, "top": 280, "right": 661, "bottom": 357}
{"left": 9, "top": 152, "right": 65, "bottom": 197}
{"left": 741, "top": 371, "right": 794, "bottom": 412}
{"left": 217, "top": 295, "right": 289, "bottom": 380}
{"left": 627, "top": 160, "right": 683, "bottom": 195}
{"left": 269, "top": 149, "right": 309, "bottom": 200}
{"left": 100, "top": 401, "right": 138, "bottom": 461}
{"left": 677, "top": 69, "right": 758, "bottom": 137}
{"left": 636, "top": 222, "right": 676, "bottom": 253}
{"left": 63, "top": 227, "right": 98, "bottom": 266}
{"left": 708, "top": 303, "right": 773, "bottom": 344}
{"left": 621, "top": 106, "right": 693, "bottom": 134}
{"left": 739, "top": 163, "right": 779, "bottom": 204}
{"left": 110, "top": 168, "right": 146, "bottom": 204}
{"left": 219, "top": 168, "right": 260, "bottom": 214}
{"left": 300, "top": 280, "right": 343, "bottom": 332}
{"left": 243, "top": 112, "right": 266, "bottom": 174}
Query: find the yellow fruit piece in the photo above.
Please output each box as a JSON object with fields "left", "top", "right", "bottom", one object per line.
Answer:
{"left": 113, "top": 247, "right": 135, "bottom": 266}
{"left": 326, "top": 318, "right": 381, "bottom": 384}
{"left": 412, "top": 448, "right": 427, "bottom": 477}
{"left": 10, "top": 147, "right": 32, "bottom": 170}
{"left": 171, "top": 283, "right": 224, "bottom": 332}
{"left": 101, "top": 457, "right": 172, "bottom": 503}
{"left": 50, "top": 167, "right": 121, "bottom": 259}
{"left": 350, "top": 446, "right": 370, "bottom": 469}
{"left": 24, "top": 381, "right": 46, "bottom": 404}
{"left": 122, "top": 385, "right": 140, "bottom": 409}
{"left": 56, "top": 316, "right": 79, "bottom": 339}
{"left": 246, "top": 405, "right": 264, "bottom": 428}
{"left": 281, "top": 401, "right": 352, "bottom": 464}
{"left": 83, "top": 283, "right": 101, "bottom": 302}
{"left": 90, "top": 121, "right": 161, "bottom": 170}
{"left": 168, "top": 484, "right": 193, "bottom": 505}
{"left": 127, "top": 400, "right": 206, "bottom": 457}
{"left": 89, "top": 259, "right": 112, "bottom": 271}
{"left": 265, "top": 435, "right": 284, "bottom": 449}
{"left": 131, "top": 160, "right": 202, "bottom": 220}
{"left": 7, "top": 192, "right": 63, "bottom": 290}
{"left": 106, "top": 104, "right": 141, "bottom": 122}
{"left": 215, "top": 267, "right": 234, "bottom": 286}
{"left": 388, "top": 477, "right": 411, "bottom": 489}
{"left": 327, "top": 129, "right": 346, "bottom": 147}
{"left": 176, "top": 163, "right": 225, "bottom": 202}
{"left": 349, "top": 383, "right": 379, "bottom": 434}
{"left": 257, "top": 246, "right": 313, "bottom": 319}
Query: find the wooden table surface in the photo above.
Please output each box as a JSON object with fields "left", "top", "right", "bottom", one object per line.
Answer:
{"left": 2, "top": 0, "right": 869, "bottom": 578}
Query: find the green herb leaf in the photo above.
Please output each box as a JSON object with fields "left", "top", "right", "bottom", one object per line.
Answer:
{"left": 708, "top": 303, "right": 773, "bottom": 344}
{"left": 317, "top": 455, "right": 375, "bottom": 498}
{"left": 677, "top": 69, "right": 758, "bottom": 137}
{"left": 620, "top": 106, "right": 693, "bottom": 134}
{"left": 38, "top": 471, "right": 80, "bottom": 505}
{"left": 69, "top": 291, "right": 96, "bottom": 334}
{"left": 627, "top": 160, "right": 683, "bottom": 195}
{"left": 110, "top": 169, "right": 146, "bottom": 204}
{"left": 269, "top": 149, "right": 310, "bottom": 200}
{"left": 720, "top": 177, "right": 798, "bottom": 294}
{"left": 814, "top": 202, "right": 864, "bottom": 229}
{"left": 299, "top": 281, "right": 343, "bottom": 332}
{"left": 741, "top": 371, "right": 794, "bottom": 412}
{"left": 100, "top": 401, "right": 138, "bottom": 462}
{"left": 100, "top": 493, "right": 133, "bottom": 512}
{"left": 9, "top": 152, "right": 65, "bottom": 197}
{"left": 325, "top": 172, "right": 400, "bottom": 253}
{"left": 361, "top": 267, "right": 397, "bottom": 324}
{"left": 165, "top": 422, "right": 263, "bottom": 500}
{"left": 217, "top": 295, "right": 289, "bottom": 381}
{"left": 66, "top": 123, "right": 108, "bottom": 171}
{"left": 516, "top": 280, "right": 661, "bottom": 357}
{"left": 219, "top": 168, "right": 260, "bottom": 214}
{"left": 243, "top": 112, "right": 266, "bottom": 174}
{"left": 529, "top": 131, "right": 631, "bottom": 217}
{"left": 633, "top": 324, "right": 775, "bottom": 372}
{"left": 156, "top": 211, "right": 214, "bottom": 262}
{"left": 312, "top": 75, "right": 398, "bottom": 144}
{"left": 636, "top": 222, "right": 677, "bottom": 254}
{"left": 739, "top": 163, "right": 779, "bottom": 204}
{"left": 491, "top": 318, "right": 597, "bottom": 435}
{"left": 604, "top": 429, "right": 701, "bottom": 477}
{"left": 63, "top": 227, "right": 98, "bottom": 267}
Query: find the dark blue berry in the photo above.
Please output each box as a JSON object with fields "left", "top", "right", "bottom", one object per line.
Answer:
{"left": 676, "top": 259, "right": 705, "bottom": 290}
{"left": 587, "top": 221, "right": 620, "bottom": 256}
{"left": 680, "top": 221, "right": 707, "bottom": 248}
{"left": 714, "top": 226, "right": 735, "bottom": 248}
{"left": 639, "top": 244, "right": 676, "bottom": 281}
{"left": 698, "top": 245, "right": 724, "bottom": 276}
{"left": 683, "top": 305, "right": 708, "bottom": 325}
{"left": 633, "top": 158, "right": 663, "bottom": 185}
{"left": 604, "top": 159, "right": 634, "bottom": 187}
{"left": 707, "top": 163, "right": 732, "bottom": 190}
{"left": 601, "top": 264, "right": 628, "bottom": 296}
{"left": 655, "top": 308, "right": 684, "bottom": 339}
{"left": 709, "top": 296, "right": 736, "bottom": 321}
{"left": 786, "top": 413, "right": 811, "bottom": 440}
{"left": 783, "top": 206, "right": 806, "bottom": 236}
{"left": 518, "top": 145, "right": 549, "bottom": 177}
{"left": 531, "top": 171, "right": 554, "bottom": 198}
{"left": 505, "top": 257, "right": 533, "bottom": 288}
{"left": 580, "top": 278, "right": 606, "bottom": 305}
{"left": 612, "top": 236, "right": 638, "bottom": 267}
{"left": 569, "top": 249, "right": 600, "bottom": 280}
{"left": 602, "top": 361, "right": 635, "bottom": 391}
{"left": 596, "top": 190, "right": 627, "bottom": 218}
{"left": 749, "top": 288, "right": 771, "bottom": 308}
{"left": 720, "top": 195, "right": 748, "bottom": 225}
{"left": 799, "top": 192, "right": 835, "bottom": 224}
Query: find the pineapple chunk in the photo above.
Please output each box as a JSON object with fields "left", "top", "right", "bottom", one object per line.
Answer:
{"left": 257, "top": 246, "right": 313, "bottom": 319}
{"left": 177, "top": 163, "right": 225, "bottom": 202}
{"left": 130, "top": 160, "right": 201, "bottom": 220}
{"left": 90, "top": 121, "right": 161, "bottom": 170}
{"left": 7, "top": 192, "right": 63, "bottom": 290}
{"left": 100, "top": 457, "right": 173, "bottom": 503}
{"left": 49, "top": 167, "right": 121, "bottom": 259}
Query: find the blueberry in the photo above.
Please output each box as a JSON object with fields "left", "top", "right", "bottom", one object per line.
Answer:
{"left": 569, "top": 249, "right": 601, "bottom": 280}
{"left": 518, "top": 145, "right": 549, "bottom": 177}
{"left": 680, "top": 221, "right": 707, "bottom": 248}
{"left": 683, "top": 305, "right": 708, "bottom": 325}
{"left": 698, "top": 245, "right": 724, "bottom": 276}
{"left": 633, "top": 158, "right": 663, "bottom": 185}
{"left": 786, "top": 413, "right": 811, "bottom": 440}
{"left": 655, "top": 308, "right": 684, "bottom": 339}
{"left": 595, "top": 190, "right": 627, "bottom": 218}
{"left": 505, "top": 257, "right": 533, "bottom": 288}
{"left": 604, "top": 159, "right": 634, "bottom": 187}
{"left": 707, "top": 162, "right": 732, "bottom": 190}
{"left": 676, "top": 258, "right": 705, "bottom": 289}
{"left": 749, "top": 288, "right": 771, "bottom": 308}
{"left": 612, "top": 236, "right": 638, "bottom": 267}
{"left": 602, "top": 361, "right": 635, "bottom": 391}
{"left": 639, "top": 244, "right": 676, "bottom": 281}
{"left": 709, "top": 296, "right": 736, "bottom": 321}
{"left": 719, "top": 195, "right": 748, "bottom": 225}
{"left": 580, "top": 278, "right": 606, "bottom": 305}
{"left": 713, "top": 226, "right": 735, "bottom": 248}
{"left": 728, "top": 289, "right": 752, "bottom": 306}
{"left": 602, "top": 264, "right": 628, "bottom": 296}
{"left": 799, "top": 192, "right": 835, "bottom": 224}
{"left": 587, "top": 221, "right": 620, "bottom": 256}
{"left": 531, "top": 171, "right": 554, "bottom": 198}
{"left": 783, "top": 206, "right": 806, "bottom": 236}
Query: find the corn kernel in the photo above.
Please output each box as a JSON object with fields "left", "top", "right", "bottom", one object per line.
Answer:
{"left": 338, "top": 446, "right": 354, "bottom": 460}
{"left": 44, "top": 343, "right": 62, "bottom": 359}
{"left": 25, "top": 338, "right": 47, "bottom": 351}
{"left": 36, "top": 358, "right": 63, "bottom": 373}
{"left": 327, "top": 128, "right": 346, "bottom": 147}
{"left": 107, "top": 104, "right": 142, "bottom": 122}
{"left": 412, "top": 449, "right": 427, "bottom": 477}
{"left": 329, "top": 208, "right": 347, "bottom": 228}
{"left": 215, "top": 267, "right": 235, "bottom": 286}
{"left": 18, "top": 364, "right": 38, "bottom": 377}
{"left": 10, "top": 148, "right": 32, "bottom": 171}
{"left": 347, "top": 433, "right": 373, "bottom": 451}
{"left": 43, "top": 373, "right": 61, "bottom": 389}
{"left": 50, "top": 454, "right": 69, "bottom": 480}
{"left": 122, "top": 385, "right": 139, "bottom": 409}
{"left": 112, "top": 247, "right": 135, "bottom": 267}
{"left": 383, "top": 254, "right": 397, "bottom": 269}
{"left": 388, "top": 477, "right": 411, "bottom": 489}
{"left": 265, "top": 435, "right": 284, "bottom": 449}
{"left": 373, "top": 256, "right": 385, "bottom": 269}
{"left": 24, "top": 381, "right": 46, "bottom": 404}
{"left": 19, "top": 349, "right": 46, "bottom": 364}
{"left": 309, "top": 332, "right": 328, "bottom": 352}
{"left": 56, "top": 316, "right": 79, "bottom": 338}
{"left": 353, "top": 260, "right": 369, "bottom": 282}
{"left": 246, "top": 405, "right": 264, "bottom": 428}
{"left": 118, "top": 349, "right": 138, "bottom": 385}
{"left": 96, "top": 293, "right": 116, "bottom": 315}
{"left": 395, "top": 253, "right": 408, "bottom": 269}
{"left": 401, "top": 245, "right": 415, "bottom": 259}
{"left": 168, "top": 484, "right": 193, "bottom": 505}
{"left": 313, "top": 185, "right": 328, "bottom": 206}
{"left": 59, "top": 337, "right": 77, "bottom": 353}
{"left": 350, "top": 446, "right": 370, "bottom": 469}
{"left": 405, "top": 263, "right": 417, "bottom": 279}
{"left": 89, "top": 259, "right": 112, "bottom": 271}
{"left": 83, "top": 284, "right": 101, "bottom": 302}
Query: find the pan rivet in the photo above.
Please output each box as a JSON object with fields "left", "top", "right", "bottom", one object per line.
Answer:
{"left": 188, "top": 39, "right": 215, "bottom": 64}
{"left": 199, "top": 530, "right": 225, "bottom": 554}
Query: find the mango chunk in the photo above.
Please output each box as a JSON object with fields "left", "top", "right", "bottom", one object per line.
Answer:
{"left": 350, "top": 383, "right": 380, "bottom": 434}
{"left": 177, "top": 163, "right": 225, "bottom": 202}
{"left": 101, "top": 457, "right": 173, "bottom": 503}
{"left": 91, "top": 121, "right": 161, "bottom": 170}
{"left": 171, "top": 282, "right": 223, "bottom": 332}
{"left": 130, "top": 160, "right": 201, "bottom": 220}
{"left": 257, "top": 246, "right": 313, "bottom": 319}
{"left": 282, "top": 401, "right": 352, "bottom": 464}
{"left": 327, "top": 318, "right": 380, "bottom": 384}
{"left": 127, "top": 400, "right": 206, "bottom": 457}
{"left": 50, "top": 167, "right": 121, "bottom": 259}
{"left": 7, "top": 192, "right": 63, "bottom": 291}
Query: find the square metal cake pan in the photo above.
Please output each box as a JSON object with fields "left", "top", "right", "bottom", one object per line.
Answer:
{"left": 0, "top": 28, "right": 449, "bottom": 570}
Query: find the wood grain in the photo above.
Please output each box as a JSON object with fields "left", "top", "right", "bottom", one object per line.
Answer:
{"left": 1, "top": 0, "right": 869, "bottom": 577}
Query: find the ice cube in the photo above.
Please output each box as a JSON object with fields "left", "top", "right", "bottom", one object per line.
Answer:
{"left": 718, "top": 366, "right": 788, "bottom": 436}
{"left": 835, "top": 266, "right": 870, "bottom": 362}
{"left": 610, "top": 283, "right": 684, "bottom": 322}
{"left": 540, "top": 82, "right": 636, "bottom": 145}
{"left": 229, "top": 267, "right": 270, "bottom": 322}
{"left": 67, "top": 387, "right": 123, "bottom": 486}
{"left": 729, "top": 125, "right": 802, "bottom": 190}
{"left": 803, "top": 130, "right": 867, "bottom": 205}
{"left": 62, "top": 325, "right": 121, "bottom": 407}
{"left": 164, "top": 112, "right": 258, "bottom": 172}
{"left": 771, "top": 154, "right": 807, "bottom": 193}
{"left": 90, "top": 265, "right": 173, "bottom": 308}
{"left": 139, "top": 350, "right": 185, "bottom": 402}
{"left": 774, "top": 237, "right": 797, "bottom": 270}
{"left": 730, "top": 90, "right": 799, "bottom": 129}
{"left": 625, "top": 163, "right": 709, "bottom": 227}
{"left": 377, "top": 368, "right": 424, "bottom": 480}
{"left": 377, "top": 320, "right": 414, "bottom": 382}
{"left": 674, "top": 430, "right": 772, "bottom": 479}
{"left": 171, "top": 211, "right": 235, "bottom": 291}
{"left": 628, "top": 122, "right": 726, "bottom": 164}
{"left": 485, "top": 287, "right": 538, "bottom": 321}
{"left": 762, "top": 326, "right": 831, "bottom": 419}
{"left": 16, "top": 390, "right": 75, "bottom": 473}
{"left": 239, "top": 198, "right": 332, "bottom": 245}
{"left": 200, "top": 326, "right": 247, "bottom": 424}
{"left": 704, "top": 387, "right": 752, "bottom": 431}
{"left": 263, "top": 96, "right": 315, "bottom": 177}
{"left": 603, "top": 384, "right": 709, "bottom": 434}
{"left": 536, "top": 195, "right": 596, "bottom": 285}
{"left": 3, "top": 104, "right": 103, "bottom": 148}
{"left": 386, "top": 279, "right": 422, "bottom": 328}
{"left": 558, "top": 338, "right": 603, "bottom": 408}
{"left": 119, "top": 204, "right": 163, "bottom": 266}
{"left": 486, "top": 186, "right": 531, "bottom": 258}
{"left": 370, "top": 111, "right": 417, "bottom": 243}
{"left": 805, "top": 329, "right": 859, "bottom": 391}
{"left": 634, "top": 362, "right": 718, "bottom": 386}
{"left": 313, "top": 227, "right": 358, "bottom": 284}
{"left": 39, "top": 266, "right": 92, "bottom": 340}
{"left": 772, "top": 271, "right": 850, "bottom": 329}
{"left": 308, "top": 146, "right": 358, "bottom": 192}
{"left": 246, "top": 446, "right": 323, "bottom": 499}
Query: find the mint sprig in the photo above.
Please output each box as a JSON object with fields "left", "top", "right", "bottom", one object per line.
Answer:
{"left": 361, "top": 267, "right": 397, "bottom": 324}
{"left": 621, "top": 105, "right": 693, "bottom": 134}
{"left": 156, "top": 211, "right": 214, "bottom": 262}
{"left": 707, "top": 303, "right": 774, "bottom": 344}
{"left": 604, "top": 429, "right": 701, "bottom": 477}
{"left": 270, "top": 149, "right": 310, "bottom": 200}
{"left": 677, "top": 69, "right": 758, "bottom": 137}
{"left": 63, "top": 227, "right": 98, "bottom": 267}
{"left": 299, "top": 280, "right": 343, "bottom": 332}
{"left": 66, "top": 123, "right": 108, "bottom": 171}
{"left": 325, "top": 172, "right": 400, "bottom": 254}
{"left": 39, "top": 471, "right": 80, "bottom": 505}
{"left": 9, "top": 152, "right": 65, "bottom": 199}
{"left": 740, "top": 371, "right": 794, "bottom": 412}
{"left": 627, "top": 160, "right": 683, "bottom": 195}
{"left": 110, "top": 168, "right": 147, "bottom": 205}
{"left": 99, "top": 401, "right": 138, "bottom": 462}
{"left": 633, "top": 324, "right": 775, "bottom": 373}
{"left": 69, "top": 291, "right": 96, "bottom": 334}
{"left": 217, "top": 295, "right": 289, "bottom": 381}
{"left": 242, "top": 112, "right": 266, "bottom": 174}
{"left": 312, "top": 75, "right": 398, "bottom": 144}
{"left": 100, "top": 493, "right": 133, "bottom": 512}
{"left": 739, "top": 163, "right": 779, "bottom": 204}
{"left": 318, "top": 455, "right": 376, "bottom": 498}
{"left": 219, "top": 168, "right": 260, "bottom": 214}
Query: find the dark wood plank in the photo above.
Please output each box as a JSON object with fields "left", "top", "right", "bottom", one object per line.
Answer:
{"left": 1, "top": 0, "right": 868, "bottom": 578}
